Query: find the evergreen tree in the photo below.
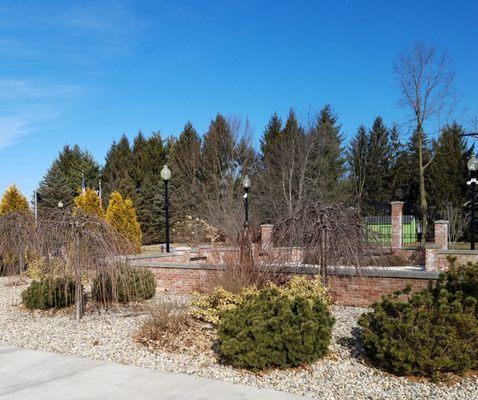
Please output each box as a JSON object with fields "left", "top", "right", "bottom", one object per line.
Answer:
{"left": 347, "top": 125, "right": 369, "bottom": 210}
{"left": 388, "top": 124, "right": 408, "bottom": 201}
{"left": 169, "top": 122, "right": 202, "bottom": 219}
{"left": 400, "top": 130, "right": 433, "bottom": 215}
{"left": 307, "top": 105, "right": 345, "bottom": 203}
{"left": 258, "top": 109, "right": 308, "bottom": 220}
{"left": 134, "top": 132, "right": 166, "bottom": 244}
{"left": 260, "top": 112, "right": 282, "bottom": 159}
{"left": 74, "top": 188, "right": 104, "bottom": 218}
{"left": 37, "top": 163, "right": 72, "bottom": 214}
{"left": 130, "top": 131, "right": 148, "bottom": 189}
{"left": 37, "top": 145, "right": 100, "bottom": 212}
{"left": 365, "top": 117, "right": 392, "bottom": 208}
{"left": 106, "top": 191, "right": 142, "bottom": 253}
{"left": 0, "top": 185, "right": 30, "bottom": 214}
{"left": 101, "top": 135, "right": 135, "bottom": 204}
{"left": 136, "top": 175, "right": 164, "bottom": 245}
{"left": 202, "top": 114, "right": 235, "bottom": 181}
{"left": 429, "top": 123, "right": 470, "bottom": 210}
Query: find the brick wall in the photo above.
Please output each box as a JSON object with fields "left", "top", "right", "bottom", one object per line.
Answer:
{"left": 328, "top": 274, "right": 431, "bottom": 306}
{"left": 142, "top": 263, "right": 438, "bottom": 307}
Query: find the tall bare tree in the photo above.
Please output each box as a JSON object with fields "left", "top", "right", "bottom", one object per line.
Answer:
{"left": 394, "top": 43, "right": 456, "bottom": 245}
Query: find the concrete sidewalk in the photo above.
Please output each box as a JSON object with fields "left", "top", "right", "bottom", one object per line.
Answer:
{"left": 0, "top": 345, "right": 311, "bottom": 400}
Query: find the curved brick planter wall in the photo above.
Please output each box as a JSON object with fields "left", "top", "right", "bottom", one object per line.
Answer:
{"left": 136, "top": 262, "right": 439, "bottom": 307}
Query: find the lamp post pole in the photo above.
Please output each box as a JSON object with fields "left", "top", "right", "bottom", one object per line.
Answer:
{"left": 467, "top": 154, "right": 478, "bottom": 250}
{"left": 242, "top": 175, "right": 251, "bottom": 229}
{"left": 471, "top": 181, "right": 476, "bottom": 250}
{"left": 161, "top": 165, "right": 172, "bottom": 253}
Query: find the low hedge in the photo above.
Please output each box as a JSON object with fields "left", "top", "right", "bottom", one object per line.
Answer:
{"left": 22, "top": 277, "right": 76, "bottom": 310}
{"left": 92, "top": 264, "right": 156, "bottom": 304}
{"left": 218, "top": 286, "right": 334, "bottom": 371}
{"left": 358, "top": 284, "right": 478, "bottom": 380}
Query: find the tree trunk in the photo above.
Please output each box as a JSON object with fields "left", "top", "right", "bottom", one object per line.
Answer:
{"left": 73, "top": 225, "right": 84, "bottom": 321}
{"left": 418, "top": 129, "right": 428, "bottom": 247}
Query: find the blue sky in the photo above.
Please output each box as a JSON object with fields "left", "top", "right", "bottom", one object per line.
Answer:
{"left": 1, "top": 0, "right": 477, "bottom": 198}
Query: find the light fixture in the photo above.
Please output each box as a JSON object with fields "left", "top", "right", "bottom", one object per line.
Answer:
{"left": 242, "top": 175, "right": 251, "bottom": 189}
{"left": 161, "top": 164, "right": 171, "bottom": 181}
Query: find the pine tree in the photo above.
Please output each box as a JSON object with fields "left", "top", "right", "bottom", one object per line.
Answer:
{"left": 134, "top": 131, "right": 166, "bottom": 244}
{"left": 37, "top": 145, "right": 100, "bottom": 213}
{"left": 258, "top": 109, "right": 308, "bottom": 220}
{"left": 101, "top": 135, "right": 135, "bottom": 204}
{"left": 74, "top": 188, "right": 104, "bottom": 218}
{"left": 307, "top": 105, "right": 345, "bottom": 203}
{"left": 37, "top": 163, "right": 73, "bottom": 214}
{"left": 429, "top": 123, "right": 470, "bottom": 210}
{"left": 169, "top": 122, "right": 202, "bottom": 219}
{"left": 0, "top": 185, "right": 30, "bottom": 214}
{"left": 202, "top": 114, "right": 235, "bottom": 181}
{"left": 347, "top": 125, "right": 369, "bottom": 210}
{"left": 136, "top": 175, "right": 164, "bottom": 245}
{"left": 388, "top": 124, "right": 407, "bottom": 201}
{"left": 105, "top": 191, "right": 142, "bottom": 252}
{"left": 365, "top": 117, "right": 392, "bottom": 209}
{"left": 260, "top": 112, "right": 282, "bottom": 160}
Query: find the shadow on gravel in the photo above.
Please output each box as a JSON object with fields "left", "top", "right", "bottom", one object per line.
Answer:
{"left": 337, "top": 327, "right": 365, "bottom": 359}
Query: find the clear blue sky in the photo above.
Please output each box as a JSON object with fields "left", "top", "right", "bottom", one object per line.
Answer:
{"left": 1, "top": 0, "right": 477, "bottom": 198}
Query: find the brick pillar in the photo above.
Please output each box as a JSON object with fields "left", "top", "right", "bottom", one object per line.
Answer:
{"left": 434, "top": 220, "right": 449, "bottom": 250}
{"left": 391, "top": 201, "right": 403, "bottom": 251}
{"left": 261, "top": 224, "right": 274, "bottom": 253}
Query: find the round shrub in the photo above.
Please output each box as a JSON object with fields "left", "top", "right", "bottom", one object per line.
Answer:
{"left": 358, "top": 286, "right": 478, "bottom": 380}
{"left": 218, "top": 287, "right": 335, "bottom": 371}
{"left": 22, "top": 277, "right": 75, "bottom": 310}
{"left": 92, "top": 265, "right": 156, "bottom": 304}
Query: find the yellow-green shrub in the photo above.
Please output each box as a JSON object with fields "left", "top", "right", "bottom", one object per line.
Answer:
{"left": 105, "top": 191, "right": 142, "bottom": 252}
{"left": 281, "top": 276, "right": 331, "bottom": 305}
{"left": 74, "top": 188, "right": 104, "bottom": 217}
{"left": 0, "top": 185, "right": 30, "bottom": 215}
{"left": 191, "top": 276, "right": 330, "bottom": 325}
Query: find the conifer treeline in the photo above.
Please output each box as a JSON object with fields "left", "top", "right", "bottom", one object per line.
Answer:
{"left": 35, "top": 106, "right": 472, "bottom": 244}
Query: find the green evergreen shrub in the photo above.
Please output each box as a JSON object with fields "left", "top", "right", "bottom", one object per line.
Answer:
{"left": 358, "top": 286, "right": 478, "bottom": 380}
{"left": 441, "top": 260, "right": 478, "bottom": 314}
{"left": 92, "top": 264, "right": 156, "bottom": 304}
{"left": 217, "top": 286, "right": 335, "bottom": 371}
{"left": 22, "top": 277, "right": 75, "bottom": 310}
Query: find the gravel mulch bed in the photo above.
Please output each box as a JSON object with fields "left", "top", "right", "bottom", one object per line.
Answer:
{"left": 1, "top": 276, "right": 477, "bottom": 400}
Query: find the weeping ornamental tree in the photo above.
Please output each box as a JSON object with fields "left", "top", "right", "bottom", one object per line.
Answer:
{"left": 274, "top": 203, "right": 389, "bottom": 283}
{"left": 35, "top": 209, "right": 136, "bottom": 320}
{"left": 0, "top": 206, "right": 137, "bottom": 320}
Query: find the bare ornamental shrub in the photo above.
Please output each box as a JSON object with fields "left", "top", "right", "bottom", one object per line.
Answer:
{"left": 136, "top": 301, "right": 215, "bottom": 356}
{"left": 172, "top": 215, "right": 220, "bottom": 246}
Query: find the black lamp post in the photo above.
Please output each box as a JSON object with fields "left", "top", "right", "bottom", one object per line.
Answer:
{"left": 242, "top": 175, "right": 251, "bottom": 228}
{"left": 161, "top": 165, "right": 171, "bottom": 253}
{"left": 467, "top": 155, "right": 478, "bottom": 250}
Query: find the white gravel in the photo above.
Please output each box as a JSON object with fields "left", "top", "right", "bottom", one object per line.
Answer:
{"left": 1, "top": 276, "right": 477, "bottom": 400}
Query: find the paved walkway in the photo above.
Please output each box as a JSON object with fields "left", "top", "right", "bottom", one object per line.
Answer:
{"left": 0, "top": 345, "right": 311, "bottom": 400}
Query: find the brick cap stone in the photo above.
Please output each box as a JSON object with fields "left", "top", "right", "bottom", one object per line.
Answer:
{"left": 391, "top": 201, "right": 404, "bottom": 205}
{"left": 261, "top": 224, "right": 274, "bottom": 227}
{"left": 435, "top": 220, "right": 449, "bottom": 224}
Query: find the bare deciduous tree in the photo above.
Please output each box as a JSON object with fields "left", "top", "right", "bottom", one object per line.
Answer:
{"left": 395, "top": 42, "right": 456, "bottom": 245}
{"left": 442, "top": 202, "right": 469, "bottom": 249}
